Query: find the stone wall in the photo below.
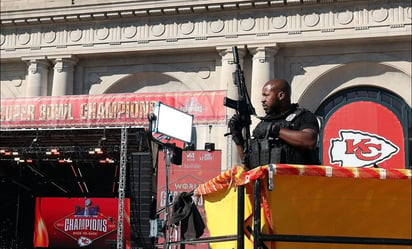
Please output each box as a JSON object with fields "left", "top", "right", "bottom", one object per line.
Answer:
{"left": 1, "top": 0, "right": 411, "bottom": 168}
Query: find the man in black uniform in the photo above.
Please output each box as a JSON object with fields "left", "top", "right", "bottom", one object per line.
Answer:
{"left": 229, "top": 78, "right": 320, "bottom": 169}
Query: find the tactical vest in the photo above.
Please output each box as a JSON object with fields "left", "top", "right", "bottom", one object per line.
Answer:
{"left": 246, "top": 107, "right": 309, "bottom": 168}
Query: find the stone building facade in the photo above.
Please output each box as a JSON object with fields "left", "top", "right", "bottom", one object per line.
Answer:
{"left": 1, "top": 0, "right": 411, "bottom": 168}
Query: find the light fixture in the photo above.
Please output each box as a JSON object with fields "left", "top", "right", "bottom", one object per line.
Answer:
{"left": 58, "top": 158, "right": 73, "bottom": 163}
{"left": 46, "top": 148, "right": 60, "bottom": 155}
{"left": 30, "top": 129, "right": 40, "bottom": 147}
{"left": 77, "top": 182, "right": 84, "bottom": 193}
{"left": 70, "top": 165, "right": 78, "bottom": 177}
{"left": 89, "top": 147, "right": 103, "bottom": 155}
{"left": 13, "top": 157, "right": 24, "bottom": 163}
{"left": 100, "top": 128, "right": 107, "bottom": 143}
{"left": 151, "top": 101, "right": 194, "bottom": 144}
{"left": 99, "top": 157, "right": 115, "bottom": 164}
{"left": 205, "top": 142, "right": 215, "bottom": 152}
{"left": 0, "top": 149, "right": 11, "bottom": 156}
{"left": 83, "top": 182, "right": 89, "bottom": 193}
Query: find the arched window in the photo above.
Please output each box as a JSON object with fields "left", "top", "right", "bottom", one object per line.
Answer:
{"left": 315, "top": 87, "right": 411, "bottom": 169}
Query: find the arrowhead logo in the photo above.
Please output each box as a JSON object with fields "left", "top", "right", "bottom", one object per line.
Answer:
{"left": 78, "top": 236, "right": 92, "bottom": 247}
{"left": 330, "top": 130, "right": 399, "bottom": 167}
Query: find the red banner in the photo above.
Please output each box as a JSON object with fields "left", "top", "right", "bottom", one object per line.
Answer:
{"left": 157, "top": 150, "right": 222, "bottom": 249}
{"left": 323, "top": 101, "right": 405, "bottom": 168}
{"left": 0, "top": 91, "right": 226, "bottom": 129}
{"left": 33, "top": 197, "right": 130, "bottom": 248}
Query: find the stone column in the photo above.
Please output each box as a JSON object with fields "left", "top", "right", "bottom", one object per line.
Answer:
{"left": 22, "top": 57, "right": 50, "bottom": 97}
{"left": 49, "top": 55, "right": 78, "bottom": 96}
{"left": 249, "top": 45, "right": 279, "bottom": 120}
{"left": 217, "top": 46, "right": 246, "bottom": 169}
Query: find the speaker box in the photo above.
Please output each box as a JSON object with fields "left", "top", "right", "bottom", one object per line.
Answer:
{"left": 129, "top": 152, "right": 155, "bottom": 249}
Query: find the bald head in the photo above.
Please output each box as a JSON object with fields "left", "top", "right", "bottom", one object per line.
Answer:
{"left": 261, "top": 79, "right": 292, "bottom": 115}
{"left": 263, "top": 79, "right": 291, "bottom": 97}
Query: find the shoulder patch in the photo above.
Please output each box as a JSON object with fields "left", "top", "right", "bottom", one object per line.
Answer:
{"left": 286, "top": 113, "right": 296, "bottom": 122}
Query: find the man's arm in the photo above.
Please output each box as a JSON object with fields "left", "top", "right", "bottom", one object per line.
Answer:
{"left": 277, "top": 127, "right": 318, "bottom": 151}
{"left": 273, "top": 111, "right": 319, "bottom": 151}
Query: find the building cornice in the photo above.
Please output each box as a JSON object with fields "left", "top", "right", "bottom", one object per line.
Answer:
{"left": 0, "top": 0, "right": 354, "bottom": 26}
{"left": 1, "top": 0, "right": 410, "bottom": 61}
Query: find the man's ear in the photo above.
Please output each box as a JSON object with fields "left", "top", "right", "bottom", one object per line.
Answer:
{"left": 278, "top": 91, "right": 285, "bottom": 100}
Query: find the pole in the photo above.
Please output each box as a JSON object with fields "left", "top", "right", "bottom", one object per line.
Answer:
{"left": 117, "top": 127, "right": 127, "bottom": 249}
{"left": 253, "top": 179, "right": 261, "bottom": 249}
{"left": 237, "top": 185, "right": 245, "bottom": 249}
{"left": 163, "top": 144, "right": 172, "bottom": 249}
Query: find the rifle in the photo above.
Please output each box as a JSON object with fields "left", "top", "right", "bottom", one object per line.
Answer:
{"left": 223, "top": 46, "right": 256, "bottom": 165}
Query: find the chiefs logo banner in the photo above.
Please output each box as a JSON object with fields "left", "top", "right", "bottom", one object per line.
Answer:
{"left": 323, "top": 101, "right": 405, "bottom": 168}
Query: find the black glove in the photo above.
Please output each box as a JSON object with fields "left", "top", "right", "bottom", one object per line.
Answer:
{"left": 228, "top": 114, "right": 244, "bottom": 145}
